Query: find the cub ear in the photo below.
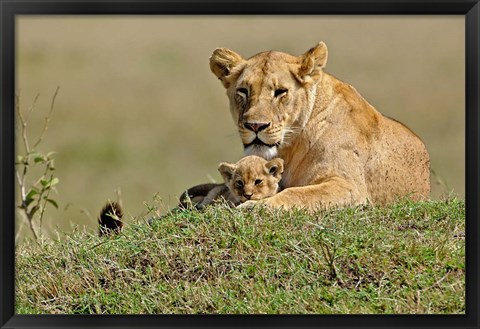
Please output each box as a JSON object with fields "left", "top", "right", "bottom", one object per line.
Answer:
{"left": 209, "top": 48, "right": 245, "bottom": 88}
{"left": 218, "top": 162, "right": 237, "bottom": 183}
{"left": 297, "top": 42, "right": 328, "bottom": 84}
{"left": 265, "top": 158, "right": 284, "bottom": 180}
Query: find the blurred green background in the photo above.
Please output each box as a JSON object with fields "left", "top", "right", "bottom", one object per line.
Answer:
{"left": 16, "top": 16, "right": 464, "bottom": 239}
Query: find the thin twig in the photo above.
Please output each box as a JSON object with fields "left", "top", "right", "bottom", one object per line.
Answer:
{"left": 33, "top": 86, "right": 60, "bottom": 149}
{"left": 15, "top": 169, "right": 26, "bottom": 204}
{"left": 26, "top": 93, "right": 41, "bottom": 123}
{"left": 17, "top": 164, "right": 28, "bottom": 210}
{"left": 15, "top": 92, "right": 31, "bottom": 154}
{"left": 38, "top": 174, "right": 54, "bottom": 232}
{"left": 25, "top": 212, "right": 39, "bottom": 243}
{"left": 15, "top": 93, "right": 37, "bottom": 205}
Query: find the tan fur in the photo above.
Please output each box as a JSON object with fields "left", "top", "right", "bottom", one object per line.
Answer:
{"left": 196, "top": 155, "right": 284, "bottom": 209}
{"left": 209, "top": 42, "right": 430, "bottom": 211}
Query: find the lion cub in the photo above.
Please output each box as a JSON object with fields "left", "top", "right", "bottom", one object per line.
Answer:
{"left": 196, "top": 155, "right": 284, "bottom": 209}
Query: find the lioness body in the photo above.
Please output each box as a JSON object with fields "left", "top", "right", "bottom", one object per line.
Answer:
{"left": 209, "top": 42, "right": 430, "bottom": 210}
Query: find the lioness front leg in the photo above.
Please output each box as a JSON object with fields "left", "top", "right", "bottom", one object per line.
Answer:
{"left": 257, "top": 176, "right": 368, "bottom": 211}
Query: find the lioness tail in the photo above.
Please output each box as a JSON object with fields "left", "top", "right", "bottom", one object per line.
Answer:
{"left": 98, "top": 201, "right": 124, "bottom": 236}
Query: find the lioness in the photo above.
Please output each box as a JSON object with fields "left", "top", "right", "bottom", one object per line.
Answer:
{"left": 207, "top": 42, "right": 430, "bottom": 210}
{"left": 181, "top": 155, "right": 284, "bottom": 210}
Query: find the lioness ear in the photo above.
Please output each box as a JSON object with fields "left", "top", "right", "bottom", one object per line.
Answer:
{"left": 298, "top": 42, "right": 328, "bottom": 83}
{"left": 209, "top": 48, "right": 245, "bottom": 88}
{"left": 218, "top": 162, "right": 237, "bottom": 183}
{"left": 265, "top": 158, "right": 284, "bottom": 179}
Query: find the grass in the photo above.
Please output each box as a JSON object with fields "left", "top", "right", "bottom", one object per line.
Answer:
{"left": 16, "top": 198, "right": 465, "bottom": 314}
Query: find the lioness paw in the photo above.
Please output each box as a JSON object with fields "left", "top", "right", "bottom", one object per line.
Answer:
{"left": 237, "top": 200, "right": 258, "bottom": 209}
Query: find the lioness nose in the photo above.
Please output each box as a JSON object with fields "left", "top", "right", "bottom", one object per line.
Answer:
{"left": 244, "top": 122, "right": 270, "bottom": 133}
{"left": 244, "top": 193, "right": 253, "bottom": 200}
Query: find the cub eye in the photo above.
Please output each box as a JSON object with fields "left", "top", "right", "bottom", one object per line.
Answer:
{"left": 254, "top": 179, "right": 263, "bottom": 185}
{"left": 235, "top": 180, "right": 244, "bottom": 188}
{"left": 236, "top": 88, "right": 248, "bottom": 98}
{"left": 274, "top": 88, "right": 288, "bottom": 98}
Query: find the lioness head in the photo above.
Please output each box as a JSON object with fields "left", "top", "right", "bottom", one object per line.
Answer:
{"left": 218, "top": 155, "right": 284, "bottom": 203}
{"left": 210, "top": 42, "right": 328, "bottom": 159}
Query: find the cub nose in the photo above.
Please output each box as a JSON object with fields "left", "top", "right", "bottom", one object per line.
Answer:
{"left": 244, "top": 193, "right": 253, "bottom": 200}
{"left": 244, "top": 122, "right": 270, "bottom": 133}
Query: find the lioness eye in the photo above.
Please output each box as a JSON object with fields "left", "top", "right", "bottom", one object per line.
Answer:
{"left": 236, "top": 88, "right": 248, "bottom": 98}
{"left": 255, "top": 179, "right": 263, "bottom": 185}
{"left": 274, "top": 88, "right": 288, "bottom": 97}
{"left": 235, "top": 180, "right": 244, "bottom": 188}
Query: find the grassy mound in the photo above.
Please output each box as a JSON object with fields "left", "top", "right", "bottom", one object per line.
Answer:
{"left": 16, "top": 198, "right": 465, "bottom": 314}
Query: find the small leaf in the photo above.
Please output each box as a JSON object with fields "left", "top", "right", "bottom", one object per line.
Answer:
{"left": 41, "top": 177, "right": 59, "bottom": 188}
{"left": 45, "top": 198, "right": 59, "bottom": 209}
{"left": 25, "top": 189, "right": 39, "bottom": 207}
{"left": 34, "top": 156, "right": 46, "bottom": 164}
{"left": 27, "top": 152, "right": 41, "bottom": 162}
{"left": 25, "top": 197, "right": 35, "bottom": 208}
{"left": 28, "top": 205, "right": 40, "bottom": 218}
{"left": 48, "top": 160, "right": 55, "bottom": 171}
{"left": 25, "top": 188, "right": 39, "bottom": 196}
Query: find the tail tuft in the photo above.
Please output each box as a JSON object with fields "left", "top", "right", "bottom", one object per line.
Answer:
{"left": 98, "top": 201, "right": 124, "bottom": 236}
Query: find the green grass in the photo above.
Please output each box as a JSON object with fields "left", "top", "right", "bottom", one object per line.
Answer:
{"left": 16, "top": 198, "right": 465, "bottom": 314}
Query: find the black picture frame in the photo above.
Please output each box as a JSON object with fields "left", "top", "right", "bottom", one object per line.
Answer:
{"left": 1, "top": 0, "right": 478, "bottom": 328}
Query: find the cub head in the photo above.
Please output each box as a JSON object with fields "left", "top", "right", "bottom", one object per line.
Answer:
{"left": 210, "top": 42, "right": 328, "bottom": 159}
{"left": 218, "top": 155, "right": 284, "bottom": 203}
